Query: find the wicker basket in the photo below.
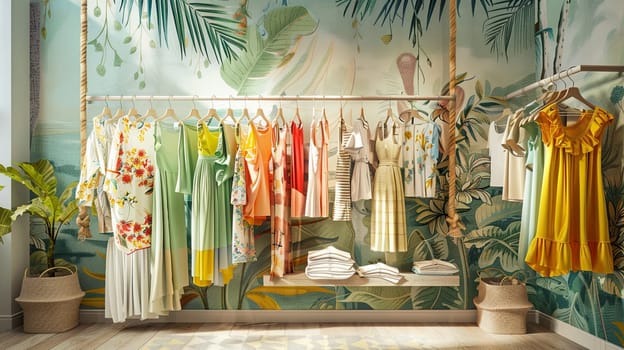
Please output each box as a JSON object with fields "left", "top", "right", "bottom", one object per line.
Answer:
{"left": 15, "top": 266, "right": 85, "bottom": 333}
{"left": 474, "top": 277, "right": 533, "bottom": 334}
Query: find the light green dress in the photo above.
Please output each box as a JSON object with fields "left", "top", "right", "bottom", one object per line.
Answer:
{"left": 149, "top": 122, "right": 189, "bottom": 315}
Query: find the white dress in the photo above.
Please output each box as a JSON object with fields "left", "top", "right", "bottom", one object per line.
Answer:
{"left": 488, "top": 120, "right": 506, "bottom": 187}
{"left": 305, "top": 119, "right": 321, "bottom": 217}
{"left": 501, "top": 109, "right": 526, "bottom": 202}
{"left": 345, "top": 118, "right": 373, "bottom": 202}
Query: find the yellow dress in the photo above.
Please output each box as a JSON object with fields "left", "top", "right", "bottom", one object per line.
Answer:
{"left": 525, "top": 105, "right": 614, "bottom": 277}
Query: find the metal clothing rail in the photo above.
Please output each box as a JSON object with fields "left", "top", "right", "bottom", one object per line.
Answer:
{"left": 505, "top": 64, "right": 624, "bottom": 99}
{"left": 86, "top": 94, "right": 455, "bottom": 102}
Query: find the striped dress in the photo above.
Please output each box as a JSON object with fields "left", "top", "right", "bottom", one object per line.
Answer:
{"left": 332, "top": 117, "right": 352, "bottom": 221}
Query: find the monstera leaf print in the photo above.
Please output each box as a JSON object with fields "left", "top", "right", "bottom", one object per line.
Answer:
{"left": 340, "top": 287, "right": 412, "bottom": 310}
{"left": 220, "top": 6, "right": 318, "bottom": 95}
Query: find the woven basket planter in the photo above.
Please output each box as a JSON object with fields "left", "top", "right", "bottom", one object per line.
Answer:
{"left": 15, "top": 266, "right": 85, "bottom": 333}
{"left": 473, "top": 277, "right": 533, "bottom": 334}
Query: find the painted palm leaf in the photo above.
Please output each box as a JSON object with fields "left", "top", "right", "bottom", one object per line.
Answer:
{"left": 220, "top": 6, "right": 318, "bottom": 95}
{"left": 114, "top": 0, "right": 246, "bottom": 64}
{"left": 464, "top": 221, "right": 520, "bottom": 271}
{"left": 411, "top": 285, "right": 462, "bottom": 309}
{"left": 483, "top": 0, "right": 534, "bottom": 59}
{"left": 340, "top": 287, "right": 412, "bottom": 309}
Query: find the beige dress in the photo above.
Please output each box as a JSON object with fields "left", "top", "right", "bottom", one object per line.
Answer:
{"left": 370, "top": 122, "right": 407, "bottom": 252}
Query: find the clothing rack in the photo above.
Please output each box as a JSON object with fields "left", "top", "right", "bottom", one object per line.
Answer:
{"left": 505, "top": 64, "right": 624, "bottom": 99}
{"left": 78, "top": 0, "right": 465, "bottom": 238}
{"left": 86, "top": 95, "right": 454, "bottom": 102}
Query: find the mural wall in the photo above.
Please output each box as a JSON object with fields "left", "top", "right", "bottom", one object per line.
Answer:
{"left": 33, "top": 0, "right": 624, "bottom": 347}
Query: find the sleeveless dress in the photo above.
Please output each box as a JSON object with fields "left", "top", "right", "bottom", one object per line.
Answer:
{"left": 149, "top": 121, "right": 189, "bottom": 315}
{"left": 370, "top": 122, "right": 407, "bottom": 252}
{"left": 232, "top": 124, "right": 257, "bottom": 264}
{"left": 243, "top": 122, "right": 273, "bottom": 224}
{"left": 305, "top": 120, "right": 321, "bottom": 217}
{"left": 191, "top": 123, "right": 236, "bottom": 287}
{"left": 290, "top": 120, "right": 306, "bottom": 217}
{"left": 271, "top": 124, "right": 292, "bottom": 278}
{"left": 319, "top": 117, "right": 330, "bottom": 217}
{"left": 525, "top": 105, "right": 614, "bottom": 276}
{"left": 346, "top": 117, "right": 373, "bottom": 202}
{"left": 332, "top": 117, "right": 352, "bottom": 221}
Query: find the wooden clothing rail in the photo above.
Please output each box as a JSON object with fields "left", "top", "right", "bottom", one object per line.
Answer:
{"left": 505, "top": 64, "right": 624, "bottom": 99}
{"left": 78, "top": 0, "right": 463, "bottom": 238}
{"left": 86, "top": 95, "right": 454, "bottom": 102}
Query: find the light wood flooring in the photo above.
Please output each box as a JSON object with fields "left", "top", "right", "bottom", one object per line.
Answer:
{"left": 0, "top": 321, "right": 587, "bottom": 349}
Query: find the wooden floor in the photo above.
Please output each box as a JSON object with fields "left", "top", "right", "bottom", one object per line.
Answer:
{"left": 0, "top": 321, "right": 587, "bottom": 349}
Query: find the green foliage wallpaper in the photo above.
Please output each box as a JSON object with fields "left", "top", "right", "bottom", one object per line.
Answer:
{"left": 34, "top": 0, "right": 624, "bottom": 347}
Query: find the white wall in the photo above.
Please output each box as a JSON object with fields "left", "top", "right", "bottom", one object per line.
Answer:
{"left": 0, "top": 0, "right": 32, "bottom": 330}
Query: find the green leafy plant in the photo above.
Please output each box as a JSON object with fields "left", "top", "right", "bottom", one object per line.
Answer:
{"left": 0, "top": 159, "right": 79, "bottom": 275}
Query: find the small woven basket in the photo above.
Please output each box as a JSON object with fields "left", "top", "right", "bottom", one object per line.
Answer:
{"left": 15, "top": 266, "right": 85, "bottom": 333}
{"left": 474, "top": 277, "right": 533, "bottom": 334}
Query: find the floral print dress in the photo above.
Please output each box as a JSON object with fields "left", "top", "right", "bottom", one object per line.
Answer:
{"left": 105, "top": 116, "right": 156, "bottom": 253}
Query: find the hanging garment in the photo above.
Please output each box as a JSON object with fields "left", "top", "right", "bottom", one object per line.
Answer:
{"left": 319, "top": 117, "right": 330, "bottom": 217}
{"left": 332, "top": 117, "right": 352, "bottom": 221}
{"left": 290, "top": 120, "right": 306, "bottom": 217}
{"left": 345, "top": 117, "right": 373, "bottom": 202}
{"left": 305, "top": 119, "right": 321, "bottom": 217}
{"left": 370, "top": 122, "right": 407, "bottom": 252}
{"left": 243, "top": 122, "right": 273, "bottom": 224}
{"left": 488, "top": 120, "right": 506, "bottom": 187}
{"left": 403, "top": 118, "right": 442, "bottom": 198}
{"left": 518, "top": 121, "right": 544, "bottom": 267}
{"left": 501, "top": 109, "right": 526, "bottom": 202}
{"left": 149, "top": 121, "right": 189, "bottom": 315}
{"left": 190, "top": 122, "right": 236, "bottom": 287}
{"left": 105, "top": 116, "right": 156, "bottom": 253}
{"left": 104, "top": 237, "right": 158, "bottom": 323}
{"left": 175, "top": 123, "right": 199, "bottom": 278}
{"left": 232, "top": 125, "right": 257, "bottom": 264}
{"left": 525, "top": 105, "right": 614, "bottom": 277}
{"left": 271, "top": 124, "right": 292, "bottom": 278}
{"left": 76, "top": 115, "right": 113, "bottom": 233}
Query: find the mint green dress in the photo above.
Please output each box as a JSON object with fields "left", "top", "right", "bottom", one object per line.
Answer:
{"left": 150, "top": 122, "right": 189, "bottom": 315}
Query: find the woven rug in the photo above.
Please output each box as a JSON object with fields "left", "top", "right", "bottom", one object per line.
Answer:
{"left": 141, "top": 334, "right": 427, "bottom": 349}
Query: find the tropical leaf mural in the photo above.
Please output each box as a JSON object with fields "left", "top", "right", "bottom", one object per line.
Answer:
{"left": 114, "top": 0, "right": 247, "bottom": 64}
{"left": 220, "top": 6, "right": 318, "bottom": 95}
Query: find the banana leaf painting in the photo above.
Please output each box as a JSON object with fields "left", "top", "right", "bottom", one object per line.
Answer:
{"left": 33, "top": 0, "right": 624, "bottom": 348}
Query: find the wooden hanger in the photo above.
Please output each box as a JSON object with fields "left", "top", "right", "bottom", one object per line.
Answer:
{"left": 274, "top": 106, "right": 286, "bottom": 128}
{"left": 95, "top": 96, "right": 113, "bottom": 121}
{"left": 184, "top": 97, "right": 201, "bottom": 121}
{"left": 221, "top": 107, "right": 237, "bottom": 125}
{"left": 292, "top": 99, "right": 302, "bottom": 125}
{"left": 141, "top": 98, "right": 159, "bottom": 121}
{"left": 201, "top": 107, "right": 221, "bottom": 125}
{"left": 111, "top": 96, "right": 125, "bottom": 122}
{"left": 253, "top": 107, "right": 270, "bottom": 127}
{"left": 155, "top": 98, "right": 180, "bottom": 123}
{"left": 125, "top": 96, "right": 140, "bottom": 120}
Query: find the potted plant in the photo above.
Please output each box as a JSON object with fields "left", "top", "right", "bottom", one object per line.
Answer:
{"left": 0, "top": 159, "right": 85, "bottom": 333}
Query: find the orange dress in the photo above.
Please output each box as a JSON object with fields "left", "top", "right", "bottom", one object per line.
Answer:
{"left": 525, "top": 105, "right": 614, "bottom": 277}
{"left": 243, "top": 122, "right": 273, "bottom": 225}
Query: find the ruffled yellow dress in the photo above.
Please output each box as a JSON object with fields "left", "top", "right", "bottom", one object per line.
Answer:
{"left": 525, "top": 105, "right": 614, "bottom": 277}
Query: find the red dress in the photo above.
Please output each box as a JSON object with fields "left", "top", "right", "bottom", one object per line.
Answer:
{"left": 290, "top": 120, "right": 306, "bottom": 217}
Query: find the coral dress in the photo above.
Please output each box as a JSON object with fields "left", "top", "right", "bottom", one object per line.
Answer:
{"left": 525, "top": 105, "right": 614, "bottom": 277}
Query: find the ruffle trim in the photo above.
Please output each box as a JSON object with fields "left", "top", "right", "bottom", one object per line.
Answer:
{"left": 525, "top": 236, "right": 614, "bottom": 277}
{"left": 540, "top": 106, "right": 614, "bottom": 156}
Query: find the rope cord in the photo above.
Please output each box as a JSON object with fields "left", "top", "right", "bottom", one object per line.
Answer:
{"left": 446, "top": 0, "right": 463, "bottom": 238}
{"left": 77, "top": 0, "right": 91, "bottom": 240}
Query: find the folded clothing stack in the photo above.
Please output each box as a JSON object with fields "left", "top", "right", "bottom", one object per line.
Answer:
{"left": 305, "top": 246, "right": 356, "bottom": 280}
{"left": 356, "top": 262, "right": 403, "bottom": 284}
{"left": 412, "top": 259, "right": 459, "bottom": 275}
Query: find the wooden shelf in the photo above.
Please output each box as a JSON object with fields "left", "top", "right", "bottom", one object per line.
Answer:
{"left": 263, "top": 272, "right": 459, "bottom": 287}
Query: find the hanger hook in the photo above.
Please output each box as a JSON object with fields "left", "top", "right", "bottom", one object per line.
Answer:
{"left": 119, "top": 95, "right": 124, "bottom": 109}
{"left": 566, "top": 68, "right": 575, "bottom": 87}
{"left": 168, "top": 96, "right": 173, "bottom": 109}
{"left": 296, "top": 95, "right": 300, "bottom": 110}
{"left": 132, "top": 95, "right": 136, "bottom": 108}
{"left": 192, "top": 95, "right": 198, "bottom": 109}
{"left": 258, "top": 95, "right": 262, "bottom": 109}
